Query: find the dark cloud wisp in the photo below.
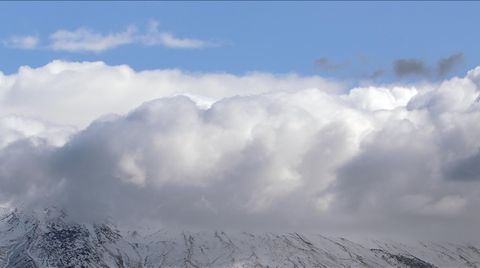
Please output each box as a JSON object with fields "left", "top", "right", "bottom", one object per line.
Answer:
{"left": 314, "top": 57, "right": 347, "bottom": 72}
{"left": 437, "top": 52, "right": 464, "bottom": 78}
{"left": 393, "top": 52, "right": 464, "bottom": 79}
{"left": 393, "top": 58, "right": 430, "bottom": 77}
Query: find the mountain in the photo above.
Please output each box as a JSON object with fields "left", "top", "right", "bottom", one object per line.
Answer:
{"left": 1, "top": 208, "right": 479, "bottom": 267}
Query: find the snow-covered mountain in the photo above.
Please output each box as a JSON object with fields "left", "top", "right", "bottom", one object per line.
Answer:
{"left": 1, "top": 207, "right": 479, "bottom": 268}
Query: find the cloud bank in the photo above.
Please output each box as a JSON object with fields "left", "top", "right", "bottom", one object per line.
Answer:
{"left": 1, "top": 61, "right": 480, "bottom": 240}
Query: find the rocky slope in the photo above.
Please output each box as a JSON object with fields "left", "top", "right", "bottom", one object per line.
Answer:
{"left": 1, "top": 208, "right": 479, "bottom": 267}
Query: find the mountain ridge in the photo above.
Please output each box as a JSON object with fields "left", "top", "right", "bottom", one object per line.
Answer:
{"left": 1, "top": 207, "right": 479, "bottom": 267}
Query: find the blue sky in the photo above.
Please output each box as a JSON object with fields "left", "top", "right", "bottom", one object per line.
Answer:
{"left": 1, "top": 2, "right": 479, "bottom": 80}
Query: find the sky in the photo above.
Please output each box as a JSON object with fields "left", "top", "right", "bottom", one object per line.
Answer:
{"left": 1, "top": 2, "right": 480, "bottom": 79}
{"left": 1, "top": 2, "right": 480, "bottom": 241}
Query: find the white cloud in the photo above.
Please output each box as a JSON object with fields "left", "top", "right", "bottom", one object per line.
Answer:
{"left": 140, "top": 21, "right": 214, "bottom": 48}
{"left": 5, "top": 21, "right": 215, "bottom": 52}
{"left": 1, "top": 61, "right": 480, "bottom": 240}
{"left": 3, "top": 35, "right": 39, "bottom": 49}
{"left": 49, "top": 26, "right": 137, "bottom": 52}
{"left": 144, "top": 32, "right": 210, "bottom": 48}
{"left": 0, "top": 115, "right": 75, "bottom": 149}
{"left": 0, "top": 60, "right": 341, "bottom": 127}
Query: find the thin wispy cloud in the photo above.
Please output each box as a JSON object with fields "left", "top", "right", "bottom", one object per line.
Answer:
{"left": 3, "top": 35, "right": 39, "bottom": 49}
{"left": 49, "top": 26, "right": 137, "bottom": 52}
{"left": 140, "top": 21, "right": 213, "bottom": 49}
{"left": 315, "top": 53, "right": 466, "bottom": 81}
{"left": 314, "top": 57, "right": 346, "bottom": 72}
{"left": 4, "top": 21, "right": 216, "bottom": 53}
{"left": 362, "top": 69, "right": 385, "bottom": 80}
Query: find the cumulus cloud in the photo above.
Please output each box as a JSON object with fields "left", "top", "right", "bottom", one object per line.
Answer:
{"left": 0, "top": 115, "right": 75, "bottom": 149}
{"left": 1, "top": 61, "right": 480, "bottom": 240}
{"left": 5, "top": 21, "right": 215, "bottom": 52}
{"left": 0, "top": 60, "right": 341, "bottom": 127}
{"left": 3, "top": 35, "right": 39, "bottom": 49}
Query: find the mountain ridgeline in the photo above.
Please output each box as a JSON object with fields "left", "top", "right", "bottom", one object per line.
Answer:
{"left": 0, "top": 208, "right": 479, "bottom": 267}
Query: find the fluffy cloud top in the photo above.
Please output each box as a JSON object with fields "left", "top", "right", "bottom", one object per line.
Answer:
{"left": 0, "top": 61, "right": 480, "bottom": 240}
{"left": 0, "top": 60, "right": 341, "bottom": 127}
